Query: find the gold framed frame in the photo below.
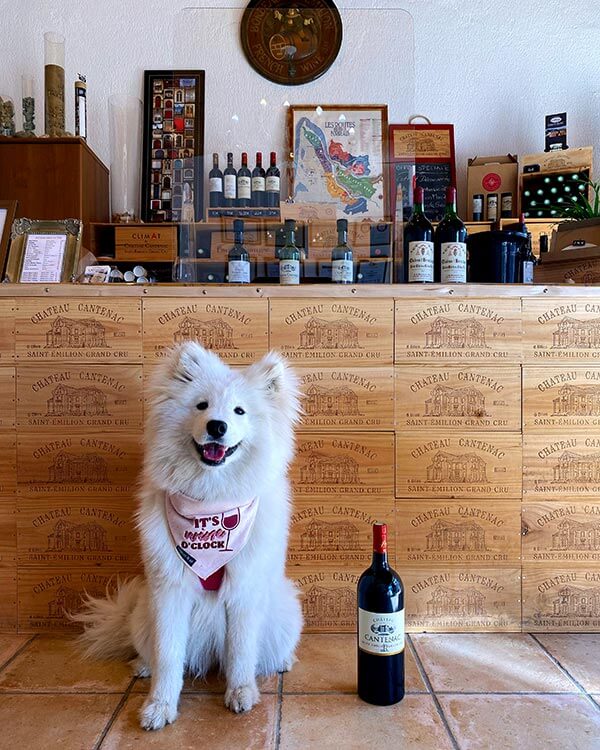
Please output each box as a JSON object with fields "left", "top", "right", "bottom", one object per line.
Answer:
{"left": 0, "top": 200, "right": 18, "bottom": 279}
{"left": 5, "top": 218, "right": 82, "bottom": 283}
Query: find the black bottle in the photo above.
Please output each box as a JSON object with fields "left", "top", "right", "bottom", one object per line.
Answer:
{"left": 208, "top": 153, "right": 223, "bottom": 207}
{"left": 404, "top": 186, "right": 434, "bottom": 283}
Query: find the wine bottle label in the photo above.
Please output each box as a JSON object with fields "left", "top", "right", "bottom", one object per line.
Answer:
{"left": 209, "top": 177, "right": 223, "bottom": 193}
{"left": 408, "top": 240, "right": 434, "bottom": 282}
{"left": 237, "top": 176, "right": 251, "bottom": 200}
{"left": 279, "top": 259, "right": 300, "bottom": 285}
{"left": 358, "top": 608, "right": 405, "bottom": 655}
{"left": 266, "top": 175, "right": 280, "bottom": 192}
{"left": 331, "top": 258, "right": 353, "bottom": 283}
{"left": 440, "top": 241, "right": 467, "bottom": 283}
{"left": 224, "top": 175, "right": 236, "bottom": 199}
{"left": 472, "top": 196, "right": 483, "bottom": 213}
{"left": 252, "top": 176, "right": 265, "bottom": 192}
{"left": 228, "top": 259, "right": 250, "bottom": 284}
{"left": 523, "top": 260, "right": 534, "bottom": 284}
{"left": 501, "top": 194, "right": 513, "bottom": 212}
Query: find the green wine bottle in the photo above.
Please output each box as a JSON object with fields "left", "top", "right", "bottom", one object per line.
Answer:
{"left": 228, "top": 219, "right": 250, "bottom": 284}
{"left": 331, "top": 218, "right": 353, "bottom": 283}
{"left": 279, "top": 219, "right": 301, "bottom": 285}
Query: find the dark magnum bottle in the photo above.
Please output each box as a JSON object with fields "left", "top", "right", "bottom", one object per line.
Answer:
{"left": 251, "top": 152, "right": 266, "bottom": 207}
{"left": 209, "top": 153, "right": 223, "bottom": 207}
{"left": 265, "top": 151, "right": 281, "bottom": 207}
{"left": 404, "top": 186, "right": 434, "bottom": 283}
{"left": 236, "top": 152, "right": 252, "bottom": 208}
{"left": 228, "top": 219, "right": 250, "bottom": 284}
{"left": 223, "top": 152, "right": 236, "bottom": 207}
{"left": 357, "top": 522, "right": 405, "bottom": 706}
{"left": 435, "top": 186, "right": 468, "bottom": 283}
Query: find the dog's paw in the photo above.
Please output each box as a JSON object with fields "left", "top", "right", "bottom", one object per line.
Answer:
{"left": 130, "top": 656, "right": 151, "bottom": 678}
{"left": 140, "top": 697, "right": 177, "bottom": 731}
{"left": 224, "top": 683, "right": 260, "bottom": 713}
{"left": 278, "top": 654, "right": 297, "bottom": 673}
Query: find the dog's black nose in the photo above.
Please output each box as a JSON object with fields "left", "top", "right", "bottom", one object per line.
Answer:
{"left": 206, "top": 420, "right": 228, "bottom": 439}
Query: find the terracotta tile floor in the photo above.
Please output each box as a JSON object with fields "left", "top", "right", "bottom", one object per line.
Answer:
{"left": 0, "top": 632, "right": 599, "bottom": 749}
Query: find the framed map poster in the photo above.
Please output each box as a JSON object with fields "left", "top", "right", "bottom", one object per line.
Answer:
{"left": 289, "top": 104, "right": 389, "bottom": 220}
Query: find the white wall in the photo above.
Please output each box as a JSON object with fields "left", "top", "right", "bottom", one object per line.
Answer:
{"left": 1, "top": 0, "right": 600, "bottom": 214}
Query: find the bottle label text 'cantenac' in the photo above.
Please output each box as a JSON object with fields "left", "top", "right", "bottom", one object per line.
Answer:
{"left": 358, "top": 609, "right": 405, "bottom": 655}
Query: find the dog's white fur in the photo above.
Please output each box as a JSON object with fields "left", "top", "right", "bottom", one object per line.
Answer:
{"left": 77, "top": 343, "right": 303, "bottom": 730}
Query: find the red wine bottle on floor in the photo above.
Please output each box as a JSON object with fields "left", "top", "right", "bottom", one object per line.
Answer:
{"left": 404, "top": 186, "right": 434, "bottom": 283}
{"left": 357, "top": 522, "right": 405, "bottom": 706}
{"left": 435, "top": 186, "right": 468, "bottom": 283}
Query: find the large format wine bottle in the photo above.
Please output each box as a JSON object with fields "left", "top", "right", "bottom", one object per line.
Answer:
{"left": 209, "top": 153, "right": 223, "bottom": 207}
{"left": 223, "top": 152, "right": 236, "bottom": 207}
{"left": 279, "top": 218, "right": 300, "bottom": 285}
{"left": 404, "top": 186, "right": 434, "bottom": 283}
{"left": 357, "top": 523, "right": 405, "bottom": 706}
{"left": 435, "top": 186, "right": 468, "bottom": 283}
{"left": 228, "top": 219, "right": 250, "bottom": 284}
{"left": 265, "top": 151, "right": 281, "bottom": 207}
{"left": 251, "top": 152, "right": 266, "bottom": 207}
{"left": 331, "top": 218, "right": 353, "bottom": 284}
{"left": 237, "top": 152, "right": 252, "bottom": 208}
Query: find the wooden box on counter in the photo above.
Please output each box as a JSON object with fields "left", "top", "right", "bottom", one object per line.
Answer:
{"left": 0, "top": 137, "right": 109, "bottom": 249}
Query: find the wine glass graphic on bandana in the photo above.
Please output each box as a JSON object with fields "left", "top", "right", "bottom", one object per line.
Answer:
{"left": 222, "top": 508, "right": 241, "bottom": 551}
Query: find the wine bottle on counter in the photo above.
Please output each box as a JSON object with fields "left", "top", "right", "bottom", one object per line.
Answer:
{"left": 266, "top": 151, "right": 281, "bottom": 207}
{"left": 279, "top": 218, "right": 300, "bottom": 285}
{"left": 251, "top": 152, "right": 266, "bottom": 207}
{"left": 538, "top": 233, "right": 549, "bottom": 264}
{"left": 223, "top": 152, "right": 237, "bottom": 207}
{"left": 331, "top": 218, "right": 353, "bottom": 284}
{"left": 521, "top": 232, "right": 536, "bottom": 284}
{"left": 357, "top": 522, "right": 405, "bottom": 706}
{"left": 404, "top": 186, "right": 434, "bottom": 283}
{"left": 228, "top": 219, "right": 250, "bottom": 284}
{"left": 237, "top": 152, "right": 252, "bottom": 208}
{"left": 472, "top": 193, "right": 484, "bottom": 222}
{"left": 209, "top": 153, "right": 223, "bottom": 207}
{"left": 435, "top": 186, "right": 468, "bottom": 283}
{"left": 487, "top": 193, "right": 498, "bottom": 222}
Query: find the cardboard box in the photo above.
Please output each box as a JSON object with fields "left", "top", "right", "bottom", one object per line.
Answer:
{"left": 534, "top": 218, "right": 600, "bottom": 284}
{"left": 467, "top": 155, "right": 519, "bottom": 220}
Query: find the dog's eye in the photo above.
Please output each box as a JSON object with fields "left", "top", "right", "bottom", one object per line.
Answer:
{"left": 234, "top": 406, "right": 245, "bottom": 415}
{"left": 196, "top": 401, "right": 208, "bottom": 410}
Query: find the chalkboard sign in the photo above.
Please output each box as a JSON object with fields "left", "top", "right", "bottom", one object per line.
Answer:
{"left": 389, "top": 123, "right": 456, "bottom": 222}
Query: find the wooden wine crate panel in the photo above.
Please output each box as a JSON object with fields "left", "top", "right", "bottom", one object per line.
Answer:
{"left": 296, "top": 366, "right": 394, "bottom": 431}
{"left": 0, "top": 299, "right": 15, "bottom": 362}
{"left": 523, "top": 433, "right": 600, "bottom": 499}
{"left": 291, "top": 567, "right": 362, "bottom": 633}
{"left": 395, "top": 299, "right": 522, "bottom": 363}
{"left": 0, "top": 434, "right": 16, "bottom": 496}
{"left": 395, "top": 365, "right": 521, "bottom": 432}
{"left": 291, "top": 433, "right": 395, "bottom": 498}
{"left": 522, "top": 501, "right": 600, "bottom": 563}
{"left": 0, "top": 367, "right": 15, "bottom": 429}
{"left": 523, "top": 366, "right": 600, "bottom": 431}
{"left": 17, "top": 498, "right": 139, "bottom": 568}
{"left": 523, "top": 299, "right": 600, "bottom": 362}
{"left": 288, "top": 496, "right": 394, "bottom": 569}
{"left": 0, "top": 568, "right": 17, "bottom": 631}
{"left": 16, "top": 365, "right": 143, "bottom": 431}
{"left": 403, "top": 567, "right": 522, "bottom": 632}
{"left": 17, "top": 433, "right": 141, "bottom": 499}
{"left": 15, "top": 299, "right": 142, "bottom": 362}
{"left": 396, "top": 499, "right": 521, "bottom": 564}
{"left": 142, "top": 299, "right": 269, "bottom": 364}
{"left": 0, "top": 497, "right": 15, "bottom": 567}
{"left": 17, "top": 568, "right": 124, "bottom": 633}
{"left": 522, "top": 565, "right": 600, "bottom": 632}
{"left": 270, "top": 299, "right": 394, "bottom": 365}
{"left": 396, "top": 433, "right": 522, "bottom": 499}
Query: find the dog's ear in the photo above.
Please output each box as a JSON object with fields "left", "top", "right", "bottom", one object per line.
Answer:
{"left": 162, "top": 342, "right": 216, "bottom": 385}
{"left": 245, "top": 351, "right": 302, "bottom": 423}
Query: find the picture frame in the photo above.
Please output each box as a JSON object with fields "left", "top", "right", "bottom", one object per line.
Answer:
{"left": 288, "top": 104, "right": 389, "bottom": 221}
{"left": 141, "top": 70, "right": 205, "bottom": 223}
{"left": 4, "top": 218, "right": 82, "bottom": 283}
{"left": 0, "top": 200, "right": 18, "bottom": 279}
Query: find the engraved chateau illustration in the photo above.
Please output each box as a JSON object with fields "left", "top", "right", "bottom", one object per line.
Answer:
{"left": 552, "top": 384, "right": 600, "bottom": 416}
{"left": 173, "top": 317, "right": 236, "bottom": 349}
{"left": 299, "top": 452, "right": 361, "bottom": 485}
{"left": 45, "top": 318, "right": 107, "bottom": 349}
{"left": 427, "top": 586, "right": 486, "bottom": 617}
{"left": 427, "top": 451, "right": 488, "bottom": 483}
{"left": 425, "top": 385, "right": 487, "bottom": 417}
{"left": 46, "top": 385, "right": 108, "bottom": 417}
{"left": 539, "top": 586, "right": 600, "bottom": 618}
{"left": 425, "top": 317, "right": 487, "bottom": 349}
{"left": 299, "top": 318, "right": 360, "bottom": 350}
{"left": 300, "top": 520, "right": 360, "bottom": 551}
{"left": 426, "top": 520, "right": 488, "bottom": 551}
{"left": 552, "top": 317, "right": 600, "bottom": 349}
{"left": 304, "top": 385, "right": 361, "bottom": 417}
{"left": 302, "top": 585, "right": 354, "bottom": 622}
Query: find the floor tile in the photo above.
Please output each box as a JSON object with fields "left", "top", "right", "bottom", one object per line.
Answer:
{"left": 535, "top": 634, "right": 600, "bottom": 692}
{"left": 279, "top": 694, "right": 453, "bottom": 750}
{"left": 0, "top": 635, "right": 31, "bottom": 668}
{"left": 439, "top": 694, "right": 600, "bottom": 750}
{"left": 131, "top": 670, "right": 277, "bottom": 694}
{"left": 0, "top": 693, "right": 119, "bottom": 750}
{"left": 412, "top": 633, "right": 575, "bottom": 693}
{"left": 0, "top": 636, "right": 131, "bottom": 693}
{"left": 102, "top": 693, "right": 277, "bottom": 749}
{"left": 282, "top": 633, "right": 426, "bottom": 693}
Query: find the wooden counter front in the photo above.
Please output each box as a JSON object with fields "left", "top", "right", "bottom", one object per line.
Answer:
{"left": 1, "top": 283, "right": 600, "bottom": 634}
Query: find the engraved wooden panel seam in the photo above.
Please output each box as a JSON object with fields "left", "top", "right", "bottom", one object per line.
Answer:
{"left": 0, "top": 497, "right": 16, "bottom": 567}
{"left": 0, "top": 367, "right": 15, "bottom": 429}
{"left": 0, "top": 568, "right": 17, "bottom": 630}
{"left": 523, "top": 433, "right": 600, "bottom": 499}
{"left": 396, "top": 433, "right": 522, "bottom": 499}
{"left": 0, "top": 435, "right": 17, "bottom": 496}
{"left": 270, "top": 299, "right": 394, "bottom": 365}
{"left": 297, "top": 366, "right": 394, "bottom": 431}
{"left": 142, "top": 298, "right": 269, "bottom": 363}
{"left": 523, "top": 366, "right": 600, "bottom": 431}
{"left": 523, "top": 299, "right": 600, "bottom": 362}
{"left": 395, "top": 299, "right": 522, "bottom": 363}
{"left": 16, "top": 365, "right": 143, "bottom": 431}
{"left": 15, "top": 299, "right": 142, "bottom": 362}
{"left": 522, "top": 501, "right": 600, "bottom": 563}
{"left": 0, "top": 299, "right": 15, "bottom": 362}
{"left": 395, "top": 365, "right": 521, "bottom": 432}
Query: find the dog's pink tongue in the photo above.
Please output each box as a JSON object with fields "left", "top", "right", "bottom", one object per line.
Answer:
{"left": 204, "top": 442, "right": 227, "bottom": 461}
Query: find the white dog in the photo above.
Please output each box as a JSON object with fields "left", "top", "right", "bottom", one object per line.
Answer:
{"left": 77, "top": 343, "right": 303, "bottom": 730}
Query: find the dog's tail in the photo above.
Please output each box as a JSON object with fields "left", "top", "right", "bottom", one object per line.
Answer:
{"left": 74, "top": 576, "right": 143, "bottom": 660}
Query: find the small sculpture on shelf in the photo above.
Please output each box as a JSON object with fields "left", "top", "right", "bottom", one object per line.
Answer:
{"left": 20, "top": 75, "right": 36, "bottom": 136}
{"left": 0, "top": 97, "right": 16, "bottom": 136}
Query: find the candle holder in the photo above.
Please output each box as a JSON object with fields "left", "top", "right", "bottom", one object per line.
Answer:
{"left": 22, "top": 76, "right": 35, "bottom": 135}
{"left": 44, "top": 31, "right": 65, "bottom": 136}
{"left": 109, "top": 94, "right": 142, "bottom": 223}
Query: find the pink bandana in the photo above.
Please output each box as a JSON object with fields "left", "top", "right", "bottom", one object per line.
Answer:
{"left": 165, "top": 491, "right": 258, "bottom": 591}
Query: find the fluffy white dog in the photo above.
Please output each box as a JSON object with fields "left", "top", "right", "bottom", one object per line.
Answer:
{"left": 77, "top": 342, "right": 303, "bottom": 730}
